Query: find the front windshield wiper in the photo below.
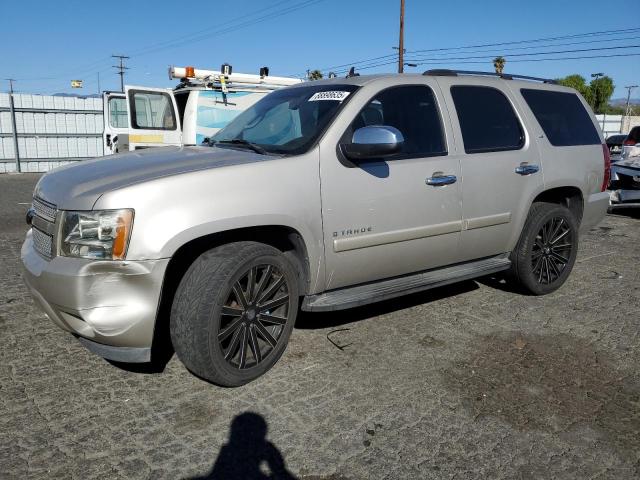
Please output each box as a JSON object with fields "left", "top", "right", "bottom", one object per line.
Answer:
{"left": 214, "top": 139, "right": 268, "bottom": 155}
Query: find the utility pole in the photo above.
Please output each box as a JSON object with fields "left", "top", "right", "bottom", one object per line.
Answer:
{"left": 398, "top": 0, "right": 405, "bottom": 73}
{"left": 97, "top": 72, "right": 101, "bottom": 96}
{"left": 624, "top": 85, "right": 638, "bottom": 118}
{"left": 112, "top": 55, "right": 129, "bottom": 92}
{"left": 5, "top": 79, "right": 20, "bottom": 173}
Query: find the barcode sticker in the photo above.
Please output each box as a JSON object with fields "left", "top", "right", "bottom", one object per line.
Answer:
{"left": 308, "top": 91, "right": 351, "bottom": 102}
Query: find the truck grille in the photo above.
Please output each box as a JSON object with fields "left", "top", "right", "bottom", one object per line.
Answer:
{"left": 32, "top": 227, "right": 54, "bottom": 259}
{"left": 32, "top": 196, "right": 57, "bottom": 222}
{"left": 31, "top": 196, "right": 58, "bottom": 259}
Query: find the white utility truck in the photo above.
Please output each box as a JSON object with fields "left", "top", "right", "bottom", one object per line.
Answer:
{"left": 102, "top": 65, "right": 302, "bottom": 154}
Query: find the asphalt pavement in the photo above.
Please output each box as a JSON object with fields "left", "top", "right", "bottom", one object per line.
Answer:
{"left": 1, "top": 173, "right": 639, "bottom": 479}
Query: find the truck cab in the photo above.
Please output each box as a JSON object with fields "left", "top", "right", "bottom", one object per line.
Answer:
{"left": 102, "top": 65, "right": 302, "bottom": 154}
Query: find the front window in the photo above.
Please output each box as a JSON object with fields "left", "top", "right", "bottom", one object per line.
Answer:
{"left": 212, "top": 84, "right": 359, "bottom": 155}
{"left": 129, "top": 91, "right": 176, "bottom": 130}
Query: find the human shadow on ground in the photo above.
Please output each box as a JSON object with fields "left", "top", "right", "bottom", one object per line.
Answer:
{"left": 187, "top": 412, "right": 297, "bottom": 480}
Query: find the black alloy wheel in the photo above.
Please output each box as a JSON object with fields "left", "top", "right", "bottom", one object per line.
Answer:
{"left": 218, "top": 264, "right": 291, "bottom": 369}
{"left": 531, "top": 216, "right": 574, "bottom": 285}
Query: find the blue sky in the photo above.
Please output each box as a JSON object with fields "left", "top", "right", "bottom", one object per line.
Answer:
{"left": 1, "top": 0, "right": 638, "bottom": 98}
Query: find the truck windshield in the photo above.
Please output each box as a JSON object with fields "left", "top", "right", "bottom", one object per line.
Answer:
{"left": 211, "top": 84, "right": 359, "bottom": 155}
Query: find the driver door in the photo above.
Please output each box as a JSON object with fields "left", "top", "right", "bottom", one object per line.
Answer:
{"left": 124, "top": 86, "right": 182, "bottom": 150}
{"left": 319, "top": 82, "right": 464, "bottom": 290}
{"left": 102, "top": 92, "right": 127, "bottom": 155}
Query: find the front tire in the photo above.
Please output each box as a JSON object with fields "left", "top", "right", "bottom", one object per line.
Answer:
{"left": 170, "top": 242, "right": 299, "bottom": 386}
{"left": 510, "top": 202, "right": 579, "bottom": 295}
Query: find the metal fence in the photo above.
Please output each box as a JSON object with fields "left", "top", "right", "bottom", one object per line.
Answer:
{"left": 0, "top": 93, "right": 104, "bottom": 173}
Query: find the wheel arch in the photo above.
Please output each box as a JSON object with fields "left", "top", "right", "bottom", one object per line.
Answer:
{"left": 531, "top": 186, "right": 584, "bottom": 224}
{"left": 150, "top": 225, "right": 311, "bottom": 362}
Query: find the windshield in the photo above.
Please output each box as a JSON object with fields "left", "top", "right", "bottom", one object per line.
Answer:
{"left": 211, "top": 84, "right": 359, "bottom": 155}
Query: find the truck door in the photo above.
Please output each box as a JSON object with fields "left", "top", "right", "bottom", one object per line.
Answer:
{"left": 319, "top": 81, "right": 464, "bottom": 290}
{"left": 437, "top": 78, "right": 544, "bottom": 261}
{"left": 102, "top": 92, "right": 128, "bottom": 155}
{"left": 124, "top": 86, "right": 182, "bottom": 150}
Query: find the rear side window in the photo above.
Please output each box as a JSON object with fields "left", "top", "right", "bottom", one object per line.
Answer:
{"left": 451, "top": 86, "right": 524, "bottom": 154}
{"left": 520, "top": 89, "right": 600, "bottom": 146}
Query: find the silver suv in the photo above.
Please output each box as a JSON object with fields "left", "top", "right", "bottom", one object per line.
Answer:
{"left": 21, "top": 70, "right": 610, "bottom": 386}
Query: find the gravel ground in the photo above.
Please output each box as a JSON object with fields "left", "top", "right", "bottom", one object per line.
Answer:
{"left": 1, "top": 173, "right": 639, "bottom": 479}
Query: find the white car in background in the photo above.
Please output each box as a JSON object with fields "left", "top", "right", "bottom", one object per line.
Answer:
{"left": 609, "top": 126, "right": 640, "bottom": 209}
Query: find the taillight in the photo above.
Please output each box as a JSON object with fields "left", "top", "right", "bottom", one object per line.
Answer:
{"left": 623, "top": 138, "right": 636, "bottom": 145}
{"left": 601, "top": 144, "right": 611, "bottom": 192}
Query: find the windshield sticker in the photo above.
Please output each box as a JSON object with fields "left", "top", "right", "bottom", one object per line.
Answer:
{"left": 308, "top": 91, "right": 351, "bottom": 102}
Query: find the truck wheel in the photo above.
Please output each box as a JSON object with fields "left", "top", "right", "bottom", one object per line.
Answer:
{"left": 170, "top": 242, "right": 299, "bottom": 386}
{"left": 510, "top": 202, "right": 579, "bottom": 295}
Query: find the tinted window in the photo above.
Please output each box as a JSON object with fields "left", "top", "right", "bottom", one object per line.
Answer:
{"left": 451, "top": 86, "right": 524, "bottom": 153}
{"left": 521, "top": 89, "right": 600, "bottom": 146}
{"left": 129, "top": 91, "right": 176, "bottom": 130}
{"left": 343, "top": 85, "right": 446, "bottom": 157}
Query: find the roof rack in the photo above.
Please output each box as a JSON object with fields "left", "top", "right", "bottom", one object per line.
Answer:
{"left": 422, "top": 69, "right": 557, "bottom": 84}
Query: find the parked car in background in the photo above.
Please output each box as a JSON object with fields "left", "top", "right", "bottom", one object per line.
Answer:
{"left": 610, "top": 126, "right": 640, "bottom": 209}
{"left": 22, "top": 70, "right": 610, "bottom": 386}
{"left": 606, "top": 134, "right": 627, "bottom": 161}
{"left": 621, "top": 125, "right": 640, "bottom": 161}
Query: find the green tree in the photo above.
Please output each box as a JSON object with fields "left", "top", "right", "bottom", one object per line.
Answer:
{"left": 556, "top": 74, "right": 615, "bottom": 114}
{"left": 589, "top": 76, "right": 614, "bottom": 114}
{"left": 308, "top": 70, "right": 323, "bottom": 81}
{"left": 493, "top": 56, "right": 506, "bottom": 74}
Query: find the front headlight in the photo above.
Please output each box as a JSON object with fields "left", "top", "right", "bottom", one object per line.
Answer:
{"left": 60, "top": 209, "right": 134, "bottom": 260}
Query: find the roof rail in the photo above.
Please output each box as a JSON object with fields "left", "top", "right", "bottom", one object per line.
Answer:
{"left": 422, "top": 69, "right": 557, "bottom": 84}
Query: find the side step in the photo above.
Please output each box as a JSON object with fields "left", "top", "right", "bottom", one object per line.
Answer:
{"left": 302, "top": 254, "right": 511, "bottom": 312}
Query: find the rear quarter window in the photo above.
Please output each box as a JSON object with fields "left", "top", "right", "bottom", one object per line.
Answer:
{"left": 520, "top": 89, "right": 600, "bottom": 146}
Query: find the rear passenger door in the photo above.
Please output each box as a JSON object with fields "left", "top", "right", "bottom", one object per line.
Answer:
{"left": 440, "top": 80, "right": 544, "bottom": 260}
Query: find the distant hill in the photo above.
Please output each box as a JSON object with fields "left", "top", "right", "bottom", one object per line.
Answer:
{"left": 610, "top": 97, "right": 640, "bottom": 107}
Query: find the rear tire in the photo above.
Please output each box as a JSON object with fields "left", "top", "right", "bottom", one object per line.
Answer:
{"left": 510, "top": 202, "right": 579, "bottom": 295}
{"left": 170, "top": 242, "right": 299, "bottom": 387}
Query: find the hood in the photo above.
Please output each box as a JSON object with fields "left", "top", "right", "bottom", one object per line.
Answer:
{"left": 34, "top": 146, "right": 274, "bottom": 209}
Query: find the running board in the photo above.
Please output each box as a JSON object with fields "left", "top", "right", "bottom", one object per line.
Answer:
{"left": 302, "top": 255, "right": 511, "bottom": 312}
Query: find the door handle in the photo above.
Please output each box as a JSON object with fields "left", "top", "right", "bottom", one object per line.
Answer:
{"left": 515, "top": 164, "right": 540, "bottom": 175}
{"left": 426, "top": 174, "right": 457, "bottom": 186}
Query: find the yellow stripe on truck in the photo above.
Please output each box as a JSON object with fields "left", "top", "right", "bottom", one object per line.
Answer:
{"left": 129, "top": 135, "right": 164, "bottom": 143}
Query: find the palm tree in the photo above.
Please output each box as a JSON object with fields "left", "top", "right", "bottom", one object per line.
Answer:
{"left": 308, "top": 70, "right": 323, "bottom": 81}
{"left": 493, "top": 56, "right": 506, "bottom": 75}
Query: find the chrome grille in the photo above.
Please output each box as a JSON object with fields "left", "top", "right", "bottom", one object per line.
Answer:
{"left": 32, "top": 227, "right": 53, "bottom": 259}
{"left": 32, "top": 196, "right": 57, "bottom": 222}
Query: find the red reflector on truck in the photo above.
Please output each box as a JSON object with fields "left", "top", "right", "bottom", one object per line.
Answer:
{"left": 601, "top": 144, "right": 611, "bottom": 192}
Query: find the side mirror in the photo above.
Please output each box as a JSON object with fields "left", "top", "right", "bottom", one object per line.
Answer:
{"left": 341, "top": 126, "right": 404, "bottom": 160}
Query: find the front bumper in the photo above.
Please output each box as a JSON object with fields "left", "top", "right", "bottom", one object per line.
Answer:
{"left": 21, "top": 230, "right": 169, "bottom": 362}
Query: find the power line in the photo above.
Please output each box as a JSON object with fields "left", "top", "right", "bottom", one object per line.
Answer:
{"left": 304, "top": 27, "right": 640, "bottom": 76}
{"left": 129, "top": 0, "right": 298, "bottom": 56}
{"left": 130, "top": 0, "right": 326, "bottom": 59}
{"left": 329, "top": 44, "right": 640, "bottom": 75}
